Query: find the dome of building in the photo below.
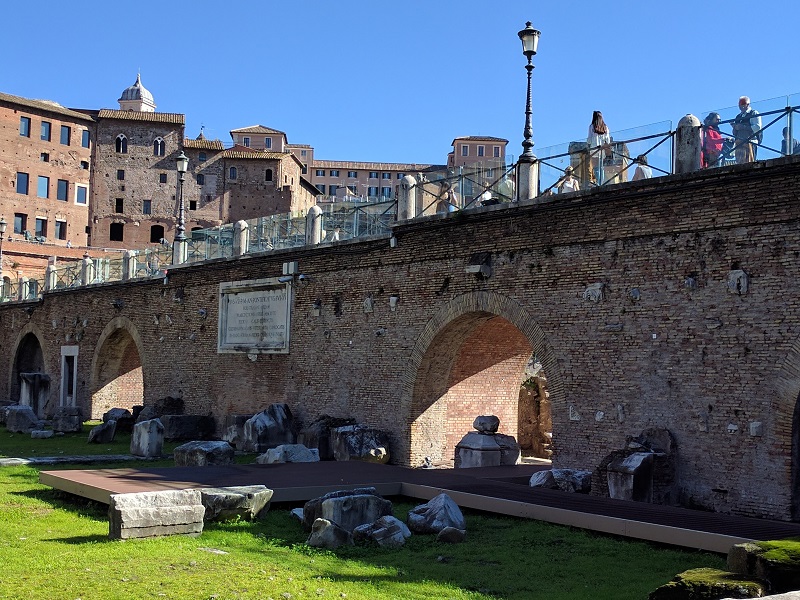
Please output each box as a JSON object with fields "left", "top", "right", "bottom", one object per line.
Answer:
{"left": 117, "top": 74, "right": 156, "bottom": 112}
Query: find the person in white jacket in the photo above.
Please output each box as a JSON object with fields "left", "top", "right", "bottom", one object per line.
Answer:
{"left": 587, "top": 111, "right": 611, "bottom": 184}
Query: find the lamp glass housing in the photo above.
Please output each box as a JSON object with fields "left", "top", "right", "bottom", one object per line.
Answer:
{"left": 518, "top": 22, "right": 540, "bottom": 57}
{"left": 0, "top": 218, "right": 6, "bottom": 235}
{"left": 176, "top": 151, "right": 189, "bottom": 174}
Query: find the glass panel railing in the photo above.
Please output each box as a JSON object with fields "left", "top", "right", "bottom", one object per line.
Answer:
{"left": 52, "top": 262, "right": 82, "bottom": 289}
{"left": 537, "top": 120, "right": 673, "bottom": 195}
{"left": 412, "top": 163, "right": 516, "bottom": 214}
{"left": 318, "top": 200, "right": 396, "bottom": 241}
{"left": 693, "top": 96, "right": 790, "bottom": 168}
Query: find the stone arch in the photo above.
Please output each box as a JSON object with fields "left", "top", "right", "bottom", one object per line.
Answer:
{"left": 773, "top": 334, "right": 800, "bottom": 520}
{"left": 89, "top": 317, "right": 146, "bottom": 420}
{"left": 399, "top": 291, "right": 564, "bottom": 466}
{"left": 8, "top": 323, "right": 53, "bottom": 417}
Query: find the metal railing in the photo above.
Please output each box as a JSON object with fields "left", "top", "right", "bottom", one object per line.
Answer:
{"left": 4, "top": 94, "right": 800, "bottom": 304}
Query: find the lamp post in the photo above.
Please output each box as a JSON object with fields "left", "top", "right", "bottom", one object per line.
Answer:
{"left": 172, "top": 151, "right": 189, "bottom": 265}
{"left": 517, "top": 21, "right": 541, "bottom": 202}
{"left": 0, "top": 217, "right": 6, "bottom": 300}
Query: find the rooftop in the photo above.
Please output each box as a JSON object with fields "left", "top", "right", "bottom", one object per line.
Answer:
{"left": 0, "top": 92, "right": 95, "bottom": 122}
{"left": 97, "top": 109, "right": 185, "bottom": 125}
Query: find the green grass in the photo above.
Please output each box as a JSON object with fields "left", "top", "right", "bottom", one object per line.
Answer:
{"left": 0, "top": 421, "right": 186, "bottom": 458}
{"left": 0, "top": 464, "right": 726, "bottom": 600}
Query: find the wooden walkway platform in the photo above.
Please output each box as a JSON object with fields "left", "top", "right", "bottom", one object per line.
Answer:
{"left": 40, "top": 461, "right": 800, "bottom": 553}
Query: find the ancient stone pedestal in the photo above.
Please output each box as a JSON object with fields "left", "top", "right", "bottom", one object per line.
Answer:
{"left": 130, "top": 418, "right": 164, "bottom": 458}
{"left": 607, "top": 452, "right": 654, "bottom": 502}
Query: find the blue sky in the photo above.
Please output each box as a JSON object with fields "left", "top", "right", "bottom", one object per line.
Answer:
{"left": 2, "top": 0, "right": 798, "bottom": 165}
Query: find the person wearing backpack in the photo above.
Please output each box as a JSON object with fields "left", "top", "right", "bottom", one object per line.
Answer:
{"left": 732, "top": 96, "right": 762, "bottom": 164}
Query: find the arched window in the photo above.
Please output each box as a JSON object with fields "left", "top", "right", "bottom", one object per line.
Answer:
{"left": 150, "top": 224, "right": 165, "bottom": 243}
{"left": 115, "top": 134, "right": 127, "bottom": 154}
{"left": 153, "top": 137, "right": 165, "bottom": 156}
{"left": 229, "top": 166, "right": 237, "bottom": 180}
{"left": 265, "top": 169, "right": 273, "bottom": 182}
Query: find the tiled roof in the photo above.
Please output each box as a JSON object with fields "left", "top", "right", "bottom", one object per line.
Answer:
{"left": 451, "top": 135, "right": 509, "bottom": 144}
{"left": 230, "top": 125, "right": 286, "bottom": 135}
{"left": 0, "top": 92, "right": 95, "bottom": 122}
{"left": 183, "top": 138, "right": 224, "bottom": 150}
{"left": 97, "top": 109, "right": 185, "bottom": 125}
{"left": 313, "top": 160, "right": 440, "bottom": 171}
{"left": 220, "top": 149, "right": 292, "bottom": 160}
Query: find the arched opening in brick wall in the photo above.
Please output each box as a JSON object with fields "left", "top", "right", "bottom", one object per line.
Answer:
{"left": 409, "top": 312, "right": 534, "bottom": 466}
{"left": 11, "top": 332, "right": 49, "bottom": 417}
{"left": 90, "top": 326, "right": 143, "bottom": 420}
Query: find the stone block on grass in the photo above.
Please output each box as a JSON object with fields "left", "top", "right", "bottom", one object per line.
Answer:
{"left": 173, "top": 440, "right": 234, "bottom": 467}
{"left": 88, "top": 419, "right": 117, "bottom": 444}
{"left": 130, "top": 418, "right": 164, "bottom": 458}
{"left": 52, "top": 406, "right": 83, "bottom": 433}
{"left": 108, "top": 489, "right": 205, "bottom": 539}
{"left": 6, "top": 406, "right": 40, "bottom": 433}
{"left": 199, "top": 485, "right": 273, "bottom": 521}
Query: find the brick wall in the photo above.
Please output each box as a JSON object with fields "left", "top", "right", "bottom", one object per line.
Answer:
{"left": 2, "top": 157, "right": 800, "bottom": 520}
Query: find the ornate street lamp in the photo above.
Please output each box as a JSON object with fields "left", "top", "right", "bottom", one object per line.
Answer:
{"left": 517, "top": 21, "right": 541, "bottom": 201}
{"left": 173, "top": 151, "right": 189, "bottom": 264}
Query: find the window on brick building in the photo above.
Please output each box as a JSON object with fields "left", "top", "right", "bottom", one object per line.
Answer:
{"left": 153, "top": 137, "right": 165, "bottom": 156}
{"left": 315, "top": 169, "right": 324, "bottom": 176}
{"left": 16, "top": 172, "right": 29, "bottom": 195}
{"left": 461, "top": 145, "right": 469, "bottom": 156}
{"left": 40, "top": 152, "right": 49, "bottom": 162}
{"left": 368, "top": 186, "right": 378, "bottom": 197}
{"left": 80, "top": 161, "right": 89, "bottom": 170}
{"left": 347, "top": 185, "right": 357, "bottom": 194}
{"left": 265, "top": 138, "right": 272, "bottom": 149}
{"left": 14, "top": 214, "right": 26, "bottom": 234}
{"left": 55, "top": 220, "right": 67, "bottom": 240}
{"left": 159, "top": 173, "right": 167, "bottom": 184}
{"left": 316, "top": 184, "right": 325, "bottom": 194}
{"left": 229, "top": 167, "right": 237, "bottom": 179}
{"left": 302, "top": 163, "right": 308, "bottom": 175}
{"left": 243, "top": 137, "right": 250, "bottom": 148}
{"left": 478, "top": 145, "right": 485, "bottom": 157}
{"left": 265, "top": 169, "right": 273, "bottom": 182}
{"left": 493, "top": 146, "right": 501, "bottom": 158}
{"left": 381, "top": 173, "right": 391, "bottom": 180}
{"left": 149, "top": 224, "right": 164, "bottom": 243}
{"left": 109, "top": 222, "right": 124, "bottom": 241}
{"left": 115, "top": 198, "right": 124, "bottom": 213}
{"left": 369, "top": 172, "right": 378, "bottom": 178}
{"left": 381, "top": 186, "right": 392, "bottom": 198}
{"left": 37, "top": 176, "right": 49, "bottom": 199}
{"left": 81, "top": 130, "right": 90, "bottom": 148}
{"left": 195, "top": 173, "right": 204, "bottom": 185}
{"left": 35, "top": 218, "right": 47, "bottom": 238}
{"left": 115, "top": 134, "right": 127, "bottom": 153}
{"left": 75, "top": 185, "right": 88, "bottom": 204}
{"left": 41, "top": 121, "right": 51, "bottom": 141}
{"left": 142, "top": 199, "right": 152, "bottom": 214}
{"left": 117, "top": 169, "right": 125, "bottom": 181}
{"left": 329, "top": 185, "right": 338, "bottom": 196}
{"left": 20, "top": 117, "right": 31, "bottom": 137}
{"left": 198, "top": 152, "right": 207, "bottom": 162}
{"left": 57, "top": 179, "right": 68, "bottom": 201}
{"left": 189, "top": 200, "right": 197, "bottom": 210}
{"left": 60, "top": 125, "right": 71, "bottom": 145}
{"left": 300, "top": 149, "right": 307, "bottom": 157}
{"left": 347, "top": 171, "right": 357, "bottom": 178}
{"left": 397, "top": 173, "right": 404, "bottom": 179}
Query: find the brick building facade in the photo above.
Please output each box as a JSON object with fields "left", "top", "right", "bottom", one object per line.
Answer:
{"left": 2, "top": 156, "right": 800, "bottom": 521}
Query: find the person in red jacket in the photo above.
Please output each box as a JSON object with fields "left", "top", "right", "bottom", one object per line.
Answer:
{"left": 702, "top": 112, "right": 724, "bottom": 168}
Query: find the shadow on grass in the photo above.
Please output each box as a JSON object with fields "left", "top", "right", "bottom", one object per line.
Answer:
{"left": 42, "top": 533, "right": 109, "bottom": 545}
